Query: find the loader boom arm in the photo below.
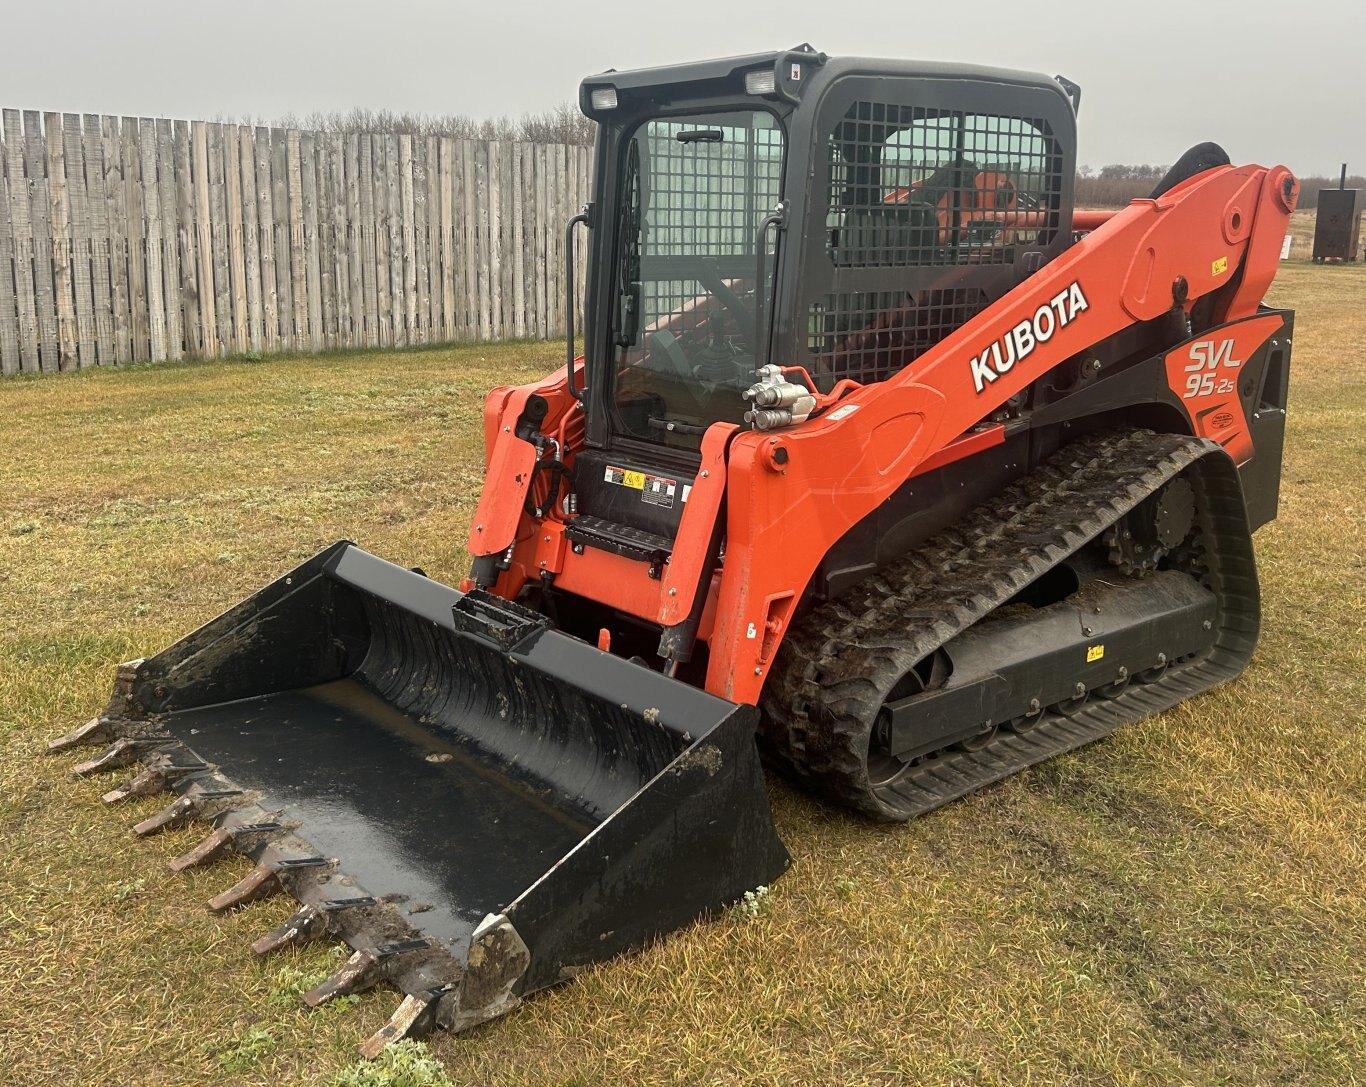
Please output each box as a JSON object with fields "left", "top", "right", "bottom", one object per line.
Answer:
{"left": 708, "top": 163, "right": 1298, "bottom": 700}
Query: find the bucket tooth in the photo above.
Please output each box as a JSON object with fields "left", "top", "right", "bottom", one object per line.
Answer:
{"left": 138, "top": 781, "right": 251, "bottom": 841}
{"left": 132, "top": 784, "right": 248, "bottom": 837}
{"left": 208, "top": 854, "right": 330, "bottom": 913}
{"left": 169, "top": 826, "right": 235, "bottom": 872}
{"left": 207, "top": 862, "right": 281, "bottom": 912}
{"left": 359, "top": 987, "right": 453, "bottom": 1059}
{"left": 168, "top": 820, "right": 282, "bottom": 872}
{"left": 303, "top": 948, "right": 381, "bottom": 1007}
{"left": 134, "top": 794, "right": 200, "bottom": 837}
{"left": 103, "top": 767, "right": 164, "bottom": 805}
{"left": 47, "top": 716, "right": 112, "bottom": 753}
{"left": 251, "top": 903, "right": 327, "bottom": 955}
{"left": 102, "top": 753, "right": 208, "bottom": 806}
{"left": 302, "top": 939, "right": 433, "bottom": 1007}
{"left": 70, "top": 736, "right": 169, "bottom": 777}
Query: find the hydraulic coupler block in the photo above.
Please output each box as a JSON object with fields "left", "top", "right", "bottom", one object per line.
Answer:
{"left": 743, "top": 365, "right": 816, "bottom": 430}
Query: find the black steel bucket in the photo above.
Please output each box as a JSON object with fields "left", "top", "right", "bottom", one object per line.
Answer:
{"left": 56, "top": 541, "right": 789, "bottom": 1052}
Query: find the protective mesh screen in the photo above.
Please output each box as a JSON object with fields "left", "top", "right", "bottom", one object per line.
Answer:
{"left": 803, "top": 99, "right": 1063, "bottom": 389}
{"left": 807, "top": 288, "right": 990, "bottom": 388}
{"left": 826, "top": 102, "right": 1063, "bottom": 268}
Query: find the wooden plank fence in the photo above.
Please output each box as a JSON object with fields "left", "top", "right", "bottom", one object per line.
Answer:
{"left": 0, "top": 109, "right": 592, "bottom": 375}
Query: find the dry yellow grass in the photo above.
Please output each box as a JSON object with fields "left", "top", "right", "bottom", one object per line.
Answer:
{"left": 1283, "top": 209, "right": 1318, "bottom": 262}
{"left": 2, "top": 266, "right": 1364, "bottom": 1087}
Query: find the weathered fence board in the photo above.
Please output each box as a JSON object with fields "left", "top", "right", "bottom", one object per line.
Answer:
{"left": 82, "top": 115, "right": 113, "bottom": 366}
{"left": 254, "top": 126, "right": 278, "bottom": 356}
{"left": 344, "top": 134, "right": 363, "bottom": 350}
{"left": 317, "top": 135, "right": 337, "bottom": 348}
{"left": 122, "top": 117, "right": 150, "bottom": 363}
{"left": 63, "top": 113, "right": 96, "bottom": 367}
{"left": 101, "top": 117, "right": 129, "bottom": 364}
{"left": 173, "top": 120, "right": 198, "bottom": 359}
{"left": 383, "top": 133, "right": 403, "bottom": 348}
{"left": 438, "top": 137, "right": 456, "bottom": 342}
{"left": 300, "top": 132, "right": 323, "bottom": 352}
{"left": 155, "top": 118, "right": 183, "bottom": 362}
{"left": 0, "top": 120, "right": 17, "bottom": 374}
{"left": 226, "top": 125, "right": 249, "bottom": 355}
{"left": 0, "top": 107, "right": 596, "bottom": 374}
{"left": 399, "top": 134, "right": 417, "bottom": 346}
{"left": 533, "top": 142, "right": 547, "bottom": 342}
{"left": 270, "top": 129, "right": 293, "bottom": 352}
{"left": 358, "top": 134, "right": 379, "bottom": 349}
{"left": 474, "top": 141, "right": 490, "bottom": 342}
{"left": 191, "top": 122, "right": 215, "bottom": 358}
{"left": 138, "top": 119, "right": 167, "bottom": 363}
{"left": 460, "top": 140, "right": 478, "bottom": 343}
{"left": 46, "top": 114, "right": 77, "bottom": 368}
{"left": 25, "top": 111, "right": 58, "bottom": 370}
{"left": 286, "top": 131, "right": 308, "bottom": 352}
{"left": 423, "top": 135, "right": 440, "bottom": 344}
{"left": 239, "top": 126, "right": 262, "bottom": 353}
{"left": 208, "top": 124, "right": 232, "bottom": 356}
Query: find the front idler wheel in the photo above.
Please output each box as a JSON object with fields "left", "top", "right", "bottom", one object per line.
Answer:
{"left": 865, "top": 652, "right": 950, "bottom": 798}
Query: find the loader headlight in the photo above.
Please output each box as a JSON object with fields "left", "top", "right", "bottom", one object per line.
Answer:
{"left": 744, "top": 68, "right": 777, "bottom": 96}
{"left": 589, "top": 87, "right": 618, "bottom": 111}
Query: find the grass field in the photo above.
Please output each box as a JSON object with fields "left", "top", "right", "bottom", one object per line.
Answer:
{"left": 2, "top": 263, "right": 1364, "bottom": 1087}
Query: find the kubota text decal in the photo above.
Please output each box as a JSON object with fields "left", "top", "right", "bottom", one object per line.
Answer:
{"left": 970, "top": 282, "right": 1089, "bottom": 394}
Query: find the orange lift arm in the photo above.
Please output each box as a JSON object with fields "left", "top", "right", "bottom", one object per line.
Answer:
{"left": 708, "top": 163, "right": 1298, "bottom": 701}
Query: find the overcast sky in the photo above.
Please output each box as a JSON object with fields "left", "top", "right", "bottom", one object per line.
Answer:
{"left": 2, "top": 0, "right": 1360, "bottom": 178}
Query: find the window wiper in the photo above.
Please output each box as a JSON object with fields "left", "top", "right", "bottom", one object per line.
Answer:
{"left": 676, "top": 129, "right": 723, "bottom": 144}
{"left": 648, "top": 415, "right": 708, "bottom": 435}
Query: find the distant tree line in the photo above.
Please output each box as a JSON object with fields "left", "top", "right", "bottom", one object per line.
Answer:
{"left": 218, "top": 102, "right": 597, "bottom": 146}
{"left": 216, "top": 106, "right": 1360, "bottom": 212}
{"left": 1076, "top": 163, "right": 1365, "bottom": 210}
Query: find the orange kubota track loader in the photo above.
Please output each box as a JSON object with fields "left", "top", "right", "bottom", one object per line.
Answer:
{"left": 52, "top": 48, "right": 1298, "bottom": 1054}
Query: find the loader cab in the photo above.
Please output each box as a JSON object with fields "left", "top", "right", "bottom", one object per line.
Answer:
{"left": 571, "top": 51, "right": 1077, "bottom": 537}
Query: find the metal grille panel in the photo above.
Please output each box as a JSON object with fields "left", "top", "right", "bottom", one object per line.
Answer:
{"left": 826, "top": 102, "right": 1063, "bottom": 268}
{"left": 808, "top": 288, "right": 989, "bottom": 388}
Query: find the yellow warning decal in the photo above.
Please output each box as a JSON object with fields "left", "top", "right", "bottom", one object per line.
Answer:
{"left": 1086, "top": 644, "right": 1105, "bottom": 663}
{"left": 1211, "top": 256, "right": 1229, "bottom": 276}
{"left": 604, "top": 465, "right": 646, "bottom": 490}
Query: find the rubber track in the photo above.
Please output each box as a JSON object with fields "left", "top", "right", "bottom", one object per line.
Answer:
{"left": 759, "top": 429, "right": 1261, "bottom": 821}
